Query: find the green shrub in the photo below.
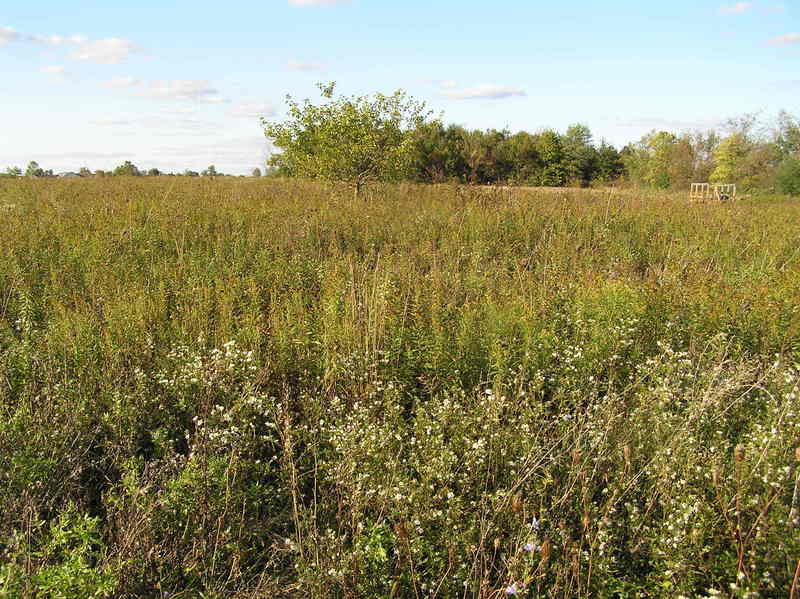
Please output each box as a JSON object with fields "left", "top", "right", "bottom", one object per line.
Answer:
{"left": 776, "top": 155, "right": 800, "bottom": 195}
{"left": 0, "top": 505, "right": 117, "bottom": 599}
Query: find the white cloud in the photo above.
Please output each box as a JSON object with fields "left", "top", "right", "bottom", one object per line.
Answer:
{"left": 228, "top": 102, "right": 276, "bottom": 119}
{"left": 70, "top": 38, "right": 137, "bottom": 64}
{"left": 719, "top": 2, "right": 753, "bottom": 14}
{"left": 30, "top": 33, "right": 88, "bottom": 45}
{"left": 440, "top": 79, "right": 457, "bottom": 89}
{"left": 0, "top": 26, "right": 20, "bottom": 45}
{"left": 1, "top": 27, "right": 136, "bottom": 63}
{"left": 287, "top": 59, "right": 325, "bottom": 70}
{"left": 288, "top": 0, "right": 350, "bottom": 5}
{"left": 137, "top": 80, "right": 224, "bottom": 102}
{"left": 442, "top": 84, "right": 526, "bottom": 100}
{"left": 769, "top": 33, "right": 800, "bottom": 45}
{"left": 104, "top": 76, "right": 140, "bottom": 89}
{"left": 1, "top": 26, "right": 136, "bottom": 64}
{"left": 40, "top": 65, "right": 68, "bottom": 82}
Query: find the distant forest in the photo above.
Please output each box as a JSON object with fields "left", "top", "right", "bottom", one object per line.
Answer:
{"left": 400, "top": 111, "right": 800, "bottom": 193}
{"left": 4, "top": 110, "right": 799, "bottom": 193}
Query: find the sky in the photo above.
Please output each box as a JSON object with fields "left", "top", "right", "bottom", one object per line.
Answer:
{"left": 1, "top": 0, "right": 798, "bottom": 175}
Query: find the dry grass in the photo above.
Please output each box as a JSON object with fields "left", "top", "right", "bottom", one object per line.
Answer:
{"left": 0, "top": 178, "right": 799, "bottom": 598}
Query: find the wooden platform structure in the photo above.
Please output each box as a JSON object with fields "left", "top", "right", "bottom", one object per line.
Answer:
{"left": 690, "top": 183, "right": 736, "bottom": 202}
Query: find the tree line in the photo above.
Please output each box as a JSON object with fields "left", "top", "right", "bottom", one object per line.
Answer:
{"left": 408, "top": 122, "right": 624, "bottom": 186}
{"left": 622, "top": 112, "right": 800, "bottom": 194}
{"left": 0, "top": 161, "right": 239, "bottom": 179}
{"left": 264, "top": 84, "right": 800, "bottom": 195}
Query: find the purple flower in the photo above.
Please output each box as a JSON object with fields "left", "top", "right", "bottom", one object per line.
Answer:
{"left": 524, "top": 543, "right": 535, "bottom": 552}
{"left": 505, "top": 584, "right": 517, "bottom": 595}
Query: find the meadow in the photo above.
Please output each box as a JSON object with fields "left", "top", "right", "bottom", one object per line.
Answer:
{"left": 0, "top": 178, "right": 799, "bottom": 598}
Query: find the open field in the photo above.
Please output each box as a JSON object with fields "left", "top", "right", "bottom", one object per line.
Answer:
{"left": 1, "top": 178, "right": 799, "bottom": 598}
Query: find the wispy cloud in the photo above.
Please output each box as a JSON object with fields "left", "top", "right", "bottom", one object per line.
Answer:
{"left": 70, "top": 38, "right": 138, "bottom": 65}
{"left": 30, "top": 33, "right": 88, "bottom": 45}
{"left": 286, "top": 59, "right": 325, "bottom": 70}
{"left": 719, "top": 2, "right": 753, "bottom": 14}
{"left": 0, "top": 26, "right": 21, "bottom": 45}
{"left": 40, "top": 65, "right": 68, "bottom": 82}
{"left": 288, "top": 0, "right": 351, "bottom": 5}
{"left": 137, "top": 80, "right": 227, "bottom": 103}
{"left": 1, "top": 26, "right": 138, "bottom": 63}
{"left": 442, "top": 84, "right": 526, "bottom": 100}
{"left": 228, "top": 102, "right": 277, "bottom": 119}
{"left": 768, "top": 33, "right": 800, "bottom": 46}
{"left": 104, "top": 76, "right": 140, "bottom": 89}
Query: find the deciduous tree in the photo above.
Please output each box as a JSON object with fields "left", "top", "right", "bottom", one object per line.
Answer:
{"left": 263, "top": 82, "right": 432, "bottom": 198}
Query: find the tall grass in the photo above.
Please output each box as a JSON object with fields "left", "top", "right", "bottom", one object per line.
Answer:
{"left": 0, "top": 178, "right": 799, "bottom": 598}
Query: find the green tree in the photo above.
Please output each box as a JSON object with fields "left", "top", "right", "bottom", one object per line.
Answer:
{"left": 461, "top": 129, "right": 490, "bottom": 184}
{"left": 113, "top": 161, "right": 141, "bottom": 177}
{"left": 562, "top": 123, "right": 598, "bottom": 186}
{"left": 411, "top": 122, "right": 468, "bottom": 183}
{"left": 2, "top": 166, "right": 22, "bottom": 178}
{"left": 775, "top": 111, "right": 800, "bottom": 157}
{"left": 776, "top": 156, "right": 800, "bottom": 194}
{"left": 147, "top": 168, "right": 161, "bottom": 177}
{"left": 201, "top": 165, "right": 218, "bottom": 178}
{"left": 622, "top": 131, "right": 677, "bottom": 189}
{"left": 251, "top": 167, "right": 262, "bottom": 178}
{"left": 25, "top": 161, "right": 45, "bottom": 178}
{"left": 263, "top": 82, "right": 432, "bottom": 198}
{"left": 595, "top": 142, "right": 624, "bottom": 183}
{"left": 535, "top": 130, "right": 566, "bottom": 186}
{"left": 505, "top": 131, "right": 542, "bottom": 185}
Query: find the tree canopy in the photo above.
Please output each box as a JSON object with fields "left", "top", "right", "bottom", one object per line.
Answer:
{"left": 263, "top": 82, "right": 432, "bottom": 197}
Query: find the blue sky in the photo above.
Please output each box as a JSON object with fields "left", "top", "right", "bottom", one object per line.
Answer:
{"left": 1, "top": 0, "right": 798, "bottom": 175}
